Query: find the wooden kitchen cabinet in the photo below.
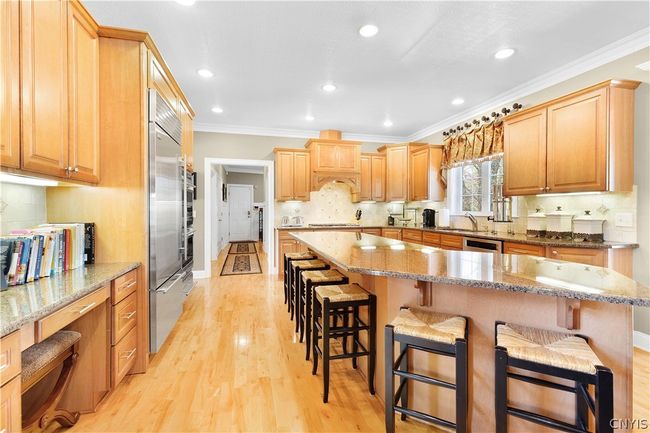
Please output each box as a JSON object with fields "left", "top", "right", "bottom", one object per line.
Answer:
{"left": 503, "top": 242, "right": 545, "bottom": 257}
{"left": 67, "top": 0, "right": 99, "bottom": 183}
{"left": 381, "top": 228, "right": 402, "bottom": 240}
{"left": 382, "top": 144, "right": 409, "bottom": 201}
{"left": 440, "top": 234, "right": 463, "bottom": 250}
{"left": 362, "top": 228, "right": 382, "bottom": 236}
{"left": 422, "top": 231, "right": 441, "bottom": 247}
{"left": 0, "top": 376, "right": 21, "bottom": 433}
{"left": 20, "top": 0, "right": 69, "bottom": 178}
{"left": 274, "top": 149, "right": 310, "bottom": 201}
{"left": 179, "top": 101, "right": 194, "bottom": 170}
{"left": 504, "top": 80, "right": 638, "bottom": 196}
{"left": 356, "top": 153, "right": 385, "bottom": 202}
{"left": 402, "top": 228, "right": 423, "bottom": 244}
{"left": 277, "top": 230, "right": 309, "bottom": 276}
{"left": 409, "top": 145, "right": 445, "bottom": 202}
{"left": 0, "top": 0, "right": 20, "bottom": 168}
{"left": 149, "top": 52, "right": 178, "bottom": 114}
{"left": 306, "top": 139, "right": 361, "bottom": 173}
{"left": 546, "top": 246, "right": 606, "bottom": 267}
{"left": 504, "top": 108, "right": 547, "bottom": 196}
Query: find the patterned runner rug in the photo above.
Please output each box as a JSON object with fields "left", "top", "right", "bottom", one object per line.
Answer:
{"left": 228, "top": 242, "right": 257, "bottom": 254}
{"left": 220, "top": 250, "right": 262, "bottom": 276}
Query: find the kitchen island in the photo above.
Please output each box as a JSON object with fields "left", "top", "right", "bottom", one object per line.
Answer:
{"left": 291, "top": 231, "right": 649, "bottom": 432}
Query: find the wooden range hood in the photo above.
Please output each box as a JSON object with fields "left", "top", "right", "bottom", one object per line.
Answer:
{"left": 304, "top": 130, "right": 362, "bottom": 193}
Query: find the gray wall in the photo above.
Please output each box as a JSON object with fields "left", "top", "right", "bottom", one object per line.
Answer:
{"left": 225, "top": 172, "right": 265, "bottom": 203}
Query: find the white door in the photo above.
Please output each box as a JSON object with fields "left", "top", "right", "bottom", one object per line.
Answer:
{"left": 228, "top": 184, "right": 253, "bottom": 242}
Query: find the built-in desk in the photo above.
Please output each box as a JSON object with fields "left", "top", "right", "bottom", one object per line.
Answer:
{"left": 0, "top": 263, "right": 141, "bottom": 432}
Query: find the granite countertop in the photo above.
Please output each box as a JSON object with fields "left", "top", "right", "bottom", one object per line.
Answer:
{"left": 0, "top": 263, "right": 140, "bottom": 337}
{"left": 290, "top": 231, "right": 650, "bottom": 307}
{"left": 276, "top": 224, "right": 637, "bottom": 250}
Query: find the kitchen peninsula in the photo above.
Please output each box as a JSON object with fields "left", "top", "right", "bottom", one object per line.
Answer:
{"left": 291, "top": 230, "right": 649, "bottom": 431}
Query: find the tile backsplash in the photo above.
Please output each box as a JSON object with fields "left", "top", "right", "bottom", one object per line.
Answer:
{"left": 0, "top": 183, "right": 48, "bottom": 235}
{"left": 275, "top": 182, "right": 637, "bottom": 243}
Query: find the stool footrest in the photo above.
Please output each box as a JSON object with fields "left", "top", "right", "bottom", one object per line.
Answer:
{"left": 393, "top": 406, "right": 456, "bottom": 431}
{"left": 508, "top": 407, "right": 587, "bottom": 433}
{"left": 330, "top": 351, "right": 370, "bottom": 360}
{"left": 507, "top": 371, "right": 576, "bottom": 393}
{"left": 393, "top": 369, "right": 456, "bottom": 390}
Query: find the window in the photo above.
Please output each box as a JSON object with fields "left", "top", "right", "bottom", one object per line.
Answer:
{"left": 449, "top": 156, "right": 508, "bottom": 216}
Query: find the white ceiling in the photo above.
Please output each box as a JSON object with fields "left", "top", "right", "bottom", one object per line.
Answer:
{"left": 84, "top": 1, "right": 649, "bottom": 141}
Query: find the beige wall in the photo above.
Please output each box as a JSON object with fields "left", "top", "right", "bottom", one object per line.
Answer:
{"left": 225, "top": 172, "right": 265, "bottom": 203}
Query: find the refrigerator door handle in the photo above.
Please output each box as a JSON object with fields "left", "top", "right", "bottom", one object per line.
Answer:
{"left": 157, "top": 272, "right": 187, "bottom": 294}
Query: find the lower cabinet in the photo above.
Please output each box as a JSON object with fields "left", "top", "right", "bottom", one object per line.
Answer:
{"left": 546, "top": 247, "right": 606, "bottom": 267}
{"left": 277, "top": 231, "right": 309, "bottom": 277}
{"left": 362, "top": 228, "right": 382, "bottom": 236}
{"left": 422, "top": 232, "right": 441, "bottom": 247}
{"left": 110, "top": 269, "right": 138, "bottom": 388}
{"left": 111, "top": 326, "right": 137, "bottom": 387}
{"left": 503, "top": 242, "right": 545, "bottom": 257}
{"left": 401, "top": 228, "right": 422, "bottom": 243}
{"left": 440, "top": 234, "right": 463, "bottom": 250}
{"left": 381, "top": 228, "right": 402, "bottom": 240}
{"left": 0, "top": 375, "right": 20, "bottom": 433}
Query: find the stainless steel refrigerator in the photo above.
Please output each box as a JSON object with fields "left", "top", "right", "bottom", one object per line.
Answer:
{"left": 148, "top": 89, "right": 186, "bottom": 353}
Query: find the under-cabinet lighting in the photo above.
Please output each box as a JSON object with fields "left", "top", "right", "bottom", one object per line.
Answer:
{"left": 360, "top": 200, "right": 377, "bottom": 204}
{"left": 0, "top": 173, "right": 58, "bottom": 187}
{"left": 361, "top": 245, "right": 377, "bottom": 250}
{"left": 535, "top": 191, "right": 603, "bottom": 197}
{"left": 420, "top": 247, "right": 436, "bottom": 254}
{"left": 390, "top": 200, "right": 405, "bottom": 204}
{"left": 390, "top": 244, "right": 406, "bottom": 250}
{"left": 535, "top": 276, "right": 602, "bottom": 294}
{"left": 285, "top": 200, "right": 302, "bottom": 203}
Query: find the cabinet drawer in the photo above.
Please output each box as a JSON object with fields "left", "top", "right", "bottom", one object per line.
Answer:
{"left": 112, "top": 292, "right": 137, "bottom": 345}
{"left": 440, "top": 234, "right": 463, "bottom": 250}
{"left": 381, "top": 229, "right": 401, "bottom": 240}
{"left": 0, "top": 332, "right": 20, "bottom": 386}
{"left": 36, "top": 285, "right": 109, "bottom": 342}
{"left": 503, "top": 242, "right": 545, "bottom": 257}
{"left": 402, "top": 229, "right": 422, "bottom": 243}
{"left": 362, "top": 228, "right": 382, "bottom": 236}
{"left": 111, "top": 326, "right": 137, "bottom": 387}
{"left": 0, "top": 375, "right": 21, "bottom": 433}
{"left": 112, "top": 269, "right": 137, "bottom": 305}
{"left": 547, "top": 247, "right": 606, "bottom": 267}
{"left": 422, "top": 232, "right": 441, "bottom": 246}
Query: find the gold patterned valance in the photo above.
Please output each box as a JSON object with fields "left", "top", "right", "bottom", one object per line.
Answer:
{"left": 442, "top": 119, "right": 503, "bottom": 169}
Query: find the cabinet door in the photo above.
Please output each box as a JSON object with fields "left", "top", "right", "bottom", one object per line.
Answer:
{"left": 67, "top": 1, "right": 99, "bottom": 183}
{"left": 0, "top": 376, "right": 21, "bottom": 433}
{"left": 385, "top": 146, "right": 408, "bottom": 201}
{"left": 381, "top": 228, "right": 401, "bottom": 240}
{"left": 179, "top": 102, "right": 194, "bottom": 170}
{"left": 275, "top": 151, "right": 295, "bottom": 200}
{"left": 547, "top": 247, "right": 606, "bottom": 267}
{"left": 278, "top": 239, "right": 298, "bottom": 276}
{"left": 547, "top": 88, "right": 607, "bottom": 193}
{"left": 0, "top": 0, "right": 20, "bottom": 168}
{"left": 503, "top": 242, "right": 545, "bottom": 257}
{"left": 428, "top": 147, "right": 445, "bottom": 201}
{"left": 503, "top": 108, "right": 547, "bottom": 196}
{"left": 314, "top": 142, "right": 339, "bottom": 171}
{"left": 293, "top": 151, "right": 310, "bottom": 201}
{"left": 358, "top": 154, "right": 372, "bottom": 201}
{"left": 337, "top": 144, "right": 359, "bottom": 172}
{"left": 20, "top": 0, "right": 69, "bottom": 178}
{"left": 409, "top": 147, "right": 429, "bottom": 201}
{"left": 370, "top": 154, "right": 386, "bottom": 201}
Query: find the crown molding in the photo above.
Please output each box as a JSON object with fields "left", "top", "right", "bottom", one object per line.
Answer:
{"left": 406, "top": 27, "right": 650, "bottom": 141}
{"left": 194, "top": 122, "right": 407, "bottom": 143}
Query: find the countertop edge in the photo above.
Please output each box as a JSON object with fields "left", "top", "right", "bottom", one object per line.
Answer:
{"left": 290, "top": 233, "right": 649, "bottom": 308}
{"left": 278, "top": 226, "right": 638, "bottom": 249}
{"left": 0, "top": 262, "right": 140, "bottom": 337}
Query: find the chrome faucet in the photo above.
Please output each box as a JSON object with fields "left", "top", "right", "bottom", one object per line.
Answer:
{"left": 464, "top": 212, "right": 478, "bottom": 232}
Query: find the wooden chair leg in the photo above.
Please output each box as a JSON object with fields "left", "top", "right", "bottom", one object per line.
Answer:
{"left": 23, "top": 348, "right": 80, "bottom": 432}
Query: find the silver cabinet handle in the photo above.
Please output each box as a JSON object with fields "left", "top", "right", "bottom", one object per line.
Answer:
{"left": 73, "top": 167, "right": 79, "bottom": 173}
{"left": 157, "top": 272, "right": 186, "bottom": 294}
{"left": 78, "top": 302, "right": 96, "bottom": 315}
{"left": 120, "top": 348, "right": 136, "bottom": 360}
{"left": 121, "top": 311, "right": 136, "bottom": 320}
{"left": 551, "top": 250, "right": 558, "bottom": 255}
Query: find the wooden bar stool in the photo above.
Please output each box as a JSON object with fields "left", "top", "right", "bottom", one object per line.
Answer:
{"left": 299, "top": 269, "right": 348, "bottom": 360}
{"left": 311, "top": 283, "right": 376, "bottom": 403}
{"left": 385, "top": 307, "right": 468, "bottom": 433}
{"left": 21, "top": 330, "right": 81, "bottom": 432}
{"left": 495, "top": 322, "right": 613, "bottom": 433}
{"left": 290, "top": 259, "right": 329, "bottom": 321}
{"left": 284, "top": 252, "right": 316, "bottom": 306}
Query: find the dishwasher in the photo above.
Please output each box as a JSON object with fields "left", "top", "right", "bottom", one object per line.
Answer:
{"left": 462, "top": 236, "right": 503, "bottom": 253}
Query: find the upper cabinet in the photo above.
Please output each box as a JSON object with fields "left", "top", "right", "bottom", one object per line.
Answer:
{"left": 0, "top": 0, "right": 20, "bottom": 169}
{"left": 355, "top": 153, "right": 385, "bottom": 202}
{"left": 409, "top": 145, "right": 445, "bottom": 202}
{"left": 2, "top": 0, "right": 100, "bottom": 183}
{"left": 148, "top": 54, "right": 178, "bottom": 115}
{"left": 382, "top": 144, "right": 409, "bottom": 201}
{"left": 274, "top": 149, "right": 310, "bottom": 201}
{"left": 305, "top": 130, "right": 361, "bottom": 193}
{"left": 504, "top": 80, "right": 639, "bottom": 196}
{"left": 179, "top": 101, "right": 194, "bottom": 171}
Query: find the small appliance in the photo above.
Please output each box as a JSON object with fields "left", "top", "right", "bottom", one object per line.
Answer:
{"left": 387, "top": 215, "right": 395, "bottom": 226}
{"left": 422, "top": 209, "right": 437, "bottom": 228}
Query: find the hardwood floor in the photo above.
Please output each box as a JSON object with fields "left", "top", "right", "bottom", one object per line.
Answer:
{"left": 60, "top": 243, "right": 649, "bottom": 433}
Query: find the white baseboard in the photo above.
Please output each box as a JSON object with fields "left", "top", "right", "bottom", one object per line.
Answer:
{"left": 193, "top": 270, "right": 209, "bottom": 279}
{"left": 634, "top": 331, "right": 650, "bottom": 352}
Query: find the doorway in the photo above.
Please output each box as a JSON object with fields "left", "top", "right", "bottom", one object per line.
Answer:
{"left": 228, "top": 184, "right": 254, "bottom": 241}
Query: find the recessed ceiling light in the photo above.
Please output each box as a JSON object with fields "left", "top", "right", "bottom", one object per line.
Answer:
{"left": 305, "top": 114, "right": 315, "bottom": 121}
{"left": 451, "top": 98, "right": 464, "bottom": 106}
{"left": 383, "top": 120, "right": 393, "bottom": 127}
{"left": 175, "top": 0, "right": 195, "bottom": 5}
{"left": 636, "top": 61, "right": 650, "bottom": 71}
{"left": 211, "top": 106, "right": 223, "bottom": 114}
{"left": 321, "top": 83, "right": 337, "bottom": 93}
{"left": 494, "top": 48, "right": 515, "bottom": 59}
{"left": 359, "top": 24, "right": 379, "bottom": 38}
{"left": 197, "top": 68, "right": 213, "bottom": 78}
